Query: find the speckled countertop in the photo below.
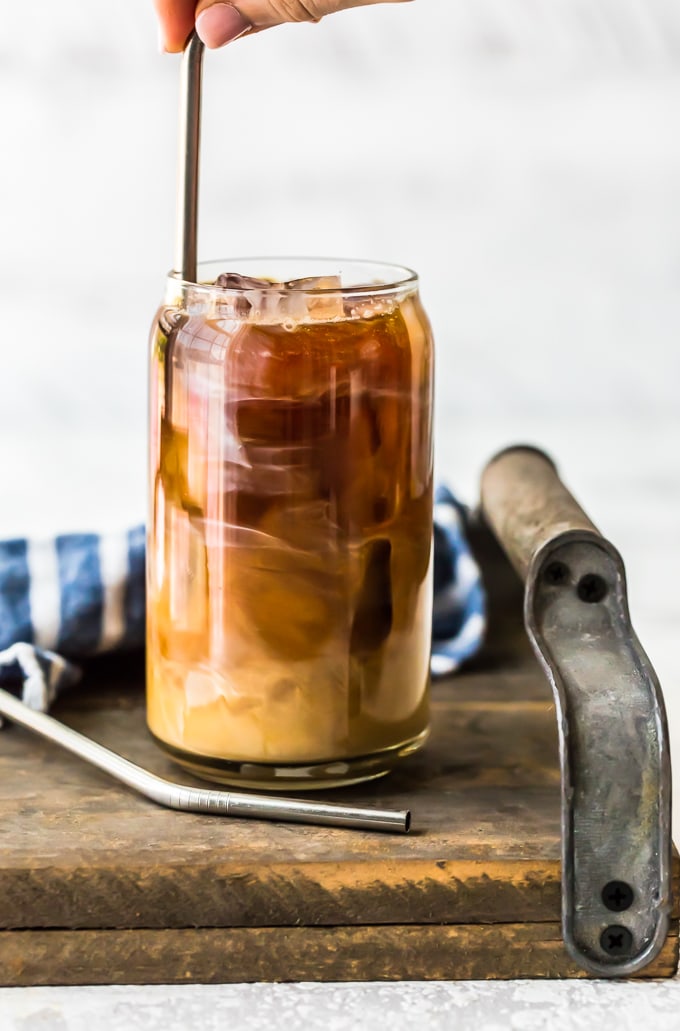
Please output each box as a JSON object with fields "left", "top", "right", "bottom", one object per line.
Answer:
{"left": 1, "top": 0, "right": 679, "bottom": 1024}
{"left": 3, "top": 980, "right": 680, "bottom": 1030}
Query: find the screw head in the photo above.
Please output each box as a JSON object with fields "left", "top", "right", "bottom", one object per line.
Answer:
{"left": 602, "top": 880, "right": 634, "bottom": 912}
{"left": 577, "top": 573, "right": 608, "bottom": 603}
{"left": 600, "top": 925, "right": 633, "bottom": 957}
{"left": 545, "top": 561, "right": 569, "bottom": 585}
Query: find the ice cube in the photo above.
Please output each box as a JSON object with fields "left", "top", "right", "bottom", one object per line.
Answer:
{"left": 214, "top": 272, "right": 272, "bottom": 291}
{"left": 214, "top": 271, "right": 284, "bottom": 320}
{"left": 283, "top": 275, "right": 344, "bottom": 322}
{"left": 216, "top": 274, "right": 345, "bottom": 324}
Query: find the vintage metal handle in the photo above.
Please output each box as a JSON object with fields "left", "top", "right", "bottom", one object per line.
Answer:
{"left": 174, "top": 32, "right": 205, "bottom": 282}
{"left": 481, "top": 445, "right": 672, "bottom": 977}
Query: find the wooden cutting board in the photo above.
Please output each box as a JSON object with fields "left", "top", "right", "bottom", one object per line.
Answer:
{"left": 0, "top": 528, "right": 676, "bottom": 985}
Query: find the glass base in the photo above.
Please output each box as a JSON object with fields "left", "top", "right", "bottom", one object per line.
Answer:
{"left": 148, "top": 727, "right": 429, "bottom": 791}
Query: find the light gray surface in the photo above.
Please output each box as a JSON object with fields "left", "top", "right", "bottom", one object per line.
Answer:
{"left": 1, "top": 0, "right": 679, "bottom": 1021}
{"left": 2, "top": 980, "right": 680, "bottom": 1030}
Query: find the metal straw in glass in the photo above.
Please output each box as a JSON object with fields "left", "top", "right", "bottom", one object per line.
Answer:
{"left": 175, "top": 31, "right": 204, "bottom": 282}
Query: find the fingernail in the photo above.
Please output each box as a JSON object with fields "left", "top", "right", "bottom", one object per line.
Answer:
{"left": 158, "top": 27, "right": 168, "bottom": 54}
{"left": 196, "top": 3, "right": 251, "bottom": 49}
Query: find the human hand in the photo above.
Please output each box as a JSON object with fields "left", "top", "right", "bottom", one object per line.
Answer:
{"left": 155, "top": 0, "right": 412, "bottom": 53}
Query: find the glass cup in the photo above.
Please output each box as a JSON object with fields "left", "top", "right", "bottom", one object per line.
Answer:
{"left": 147, "top": 258, "right": 434, "bottom": 789}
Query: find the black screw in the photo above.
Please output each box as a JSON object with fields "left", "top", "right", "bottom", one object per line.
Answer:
{"left": 577, "top": 573, "right": 608, "bottom": 603}
{"left": 545, "top": 561, "right": 569, "bottom": 585}
{"left": 600, "top": 925, "right": 633, "bottom": 957}
{"left": 602, "top": 880, "right": 634, "bottom": 912}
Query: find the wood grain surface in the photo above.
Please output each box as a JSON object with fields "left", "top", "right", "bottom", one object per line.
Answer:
{"left": 0, "top": 527, "right": 676, "bottom": 983}
{"left": 1, "top": 924, "right": 677, "bottom": 987}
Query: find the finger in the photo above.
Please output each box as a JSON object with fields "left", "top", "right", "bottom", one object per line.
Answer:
{"left": 229, "top": 0, "right": 412, "bottom": 29}
{"left": 194, "top": 0, "right": 412, "bottom": 49}
{"left": 154, "top": 0, "right": 198, "bottom": 52}
{"left": 195, "top": 3, "right": 253, "bottom": 49}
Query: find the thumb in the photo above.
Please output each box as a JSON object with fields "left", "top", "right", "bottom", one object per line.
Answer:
{"left": 195, "top": 0, "right": 412, "bottom": 49}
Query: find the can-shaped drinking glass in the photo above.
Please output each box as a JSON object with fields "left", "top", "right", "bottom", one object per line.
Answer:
{"left": 147, "top": 258, "right": 434, "bottom": 789}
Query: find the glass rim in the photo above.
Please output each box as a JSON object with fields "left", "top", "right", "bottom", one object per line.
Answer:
{"left": 167, "top": 256, "right": 419, "bottom": 296}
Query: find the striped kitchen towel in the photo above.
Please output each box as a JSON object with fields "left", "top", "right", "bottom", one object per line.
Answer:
{"left": 0, "top": 491, "right": 485, "bottom": 713}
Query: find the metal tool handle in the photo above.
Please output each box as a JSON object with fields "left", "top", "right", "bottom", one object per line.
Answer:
{"left": 174, "top": 32, "right": 204, "bottom": 282}
{"left": 481, "top": 445, "right": 672, "bottom": 977}
{"left": 0, "top": 687, "right": 410, "bottom": 834}
{"left": 480, "top": 445, "right": 599, "bottom": 580}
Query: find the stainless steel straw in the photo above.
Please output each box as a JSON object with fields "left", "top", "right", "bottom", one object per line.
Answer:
{"left": 0, "top": 688, "right": 410, "bottom": 832}
{"left": 174, "top": 31, "right": 204, "bottom": 283}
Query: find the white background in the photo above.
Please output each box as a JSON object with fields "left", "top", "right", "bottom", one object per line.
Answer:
{"left": 1, "top": 0, "right": 679, "bottom": 1022}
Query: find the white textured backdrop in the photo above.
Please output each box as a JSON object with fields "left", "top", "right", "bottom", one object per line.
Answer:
{"left": 1, "top": 0, "right": 679, "bottom": 1017}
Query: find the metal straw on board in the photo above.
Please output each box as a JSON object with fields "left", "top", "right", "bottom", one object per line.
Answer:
{"left": 0, "top": 687, "right": 411, "bottom": 833}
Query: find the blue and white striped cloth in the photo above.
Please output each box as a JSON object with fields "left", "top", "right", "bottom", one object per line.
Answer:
{"left": 0, "top": 491, "right": 485, "bottom": 714}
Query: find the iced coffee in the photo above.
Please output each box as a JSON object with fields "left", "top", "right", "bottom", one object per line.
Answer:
{"left": 147, "top": 259, "right": 434, "bottom": 788}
